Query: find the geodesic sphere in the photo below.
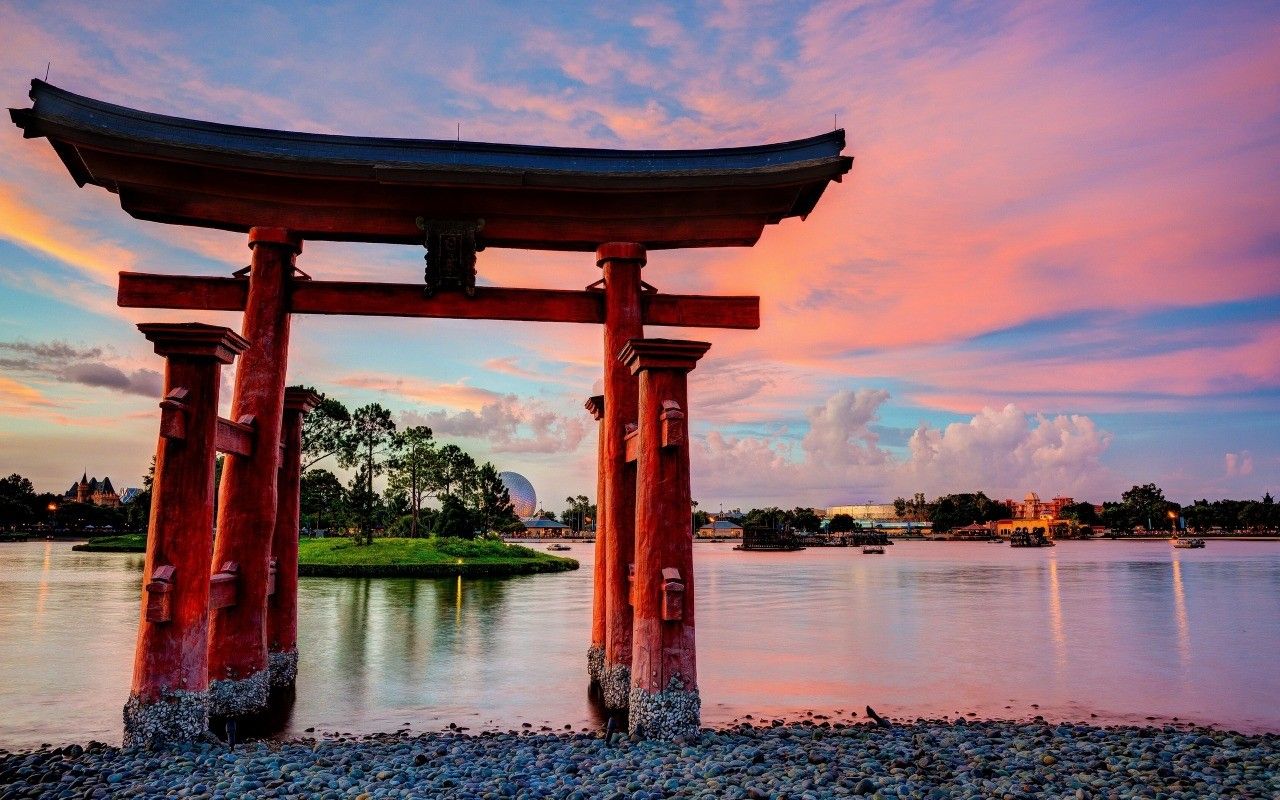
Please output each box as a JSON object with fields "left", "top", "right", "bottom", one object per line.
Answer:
{"left": 498, "top": 471, "right": 537, "bottom": 518}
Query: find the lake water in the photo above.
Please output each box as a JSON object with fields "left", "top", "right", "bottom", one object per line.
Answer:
{"left": 2, "top": 540, "right": 1278, "bottom": 748}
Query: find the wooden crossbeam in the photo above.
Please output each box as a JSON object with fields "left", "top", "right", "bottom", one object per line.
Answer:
{"left": 215, "top": 416, "right": 254, "bottom": 457}
{"left": 117, "top": 272, "right": 760, "bottom": 330}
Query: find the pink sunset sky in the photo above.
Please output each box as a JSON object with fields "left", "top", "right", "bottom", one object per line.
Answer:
{"left": 0, "top": 1, "right": 1276, "bottom": 512}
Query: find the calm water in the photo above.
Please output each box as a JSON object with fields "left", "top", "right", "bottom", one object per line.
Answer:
{"left": 2, "top": 540, "right": 1278, "bottom": 748}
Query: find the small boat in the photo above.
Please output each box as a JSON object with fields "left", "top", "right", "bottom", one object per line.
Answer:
{"left": 1010, "top": 530, "right": 1055, "bottom": 548}
{"left": 1172, "top": 537, "right": 1205, "bottom": 549}
{"left": 546, "top": 543, "right": 572, "bottom": 551}
{"left": 862, "top": 545, "right": 885, "bottom": 554}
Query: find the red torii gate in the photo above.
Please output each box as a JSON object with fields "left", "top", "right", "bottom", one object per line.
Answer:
{"left": 11, "top": 80, "right": 850, "bottom": 745}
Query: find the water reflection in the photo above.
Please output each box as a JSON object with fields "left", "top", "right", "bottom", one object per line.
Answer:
{"left": 2, "top": 540, "right": 1279, "bottom": 748}
{"left": 1047, "top": 556, "right": 1067, "bottom": 673}
{"left": 1171, "top": 557, "right": 1191, "bottom": 672}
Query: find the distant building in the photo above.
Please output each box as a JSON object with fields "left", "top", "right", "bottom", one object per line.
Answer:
{"left": 498, "top": 472, "right": 538, "bottom": 518}
{"left": 696, "top": 519, "right": 743, "bottom": 539}
{"left": 994, "top": 518, "right": 1070, "bottom": 540}
{"left": 119, "top": 487, "right": 143, "bottom": 504}
{"left": 63, "top": 472, "right": 122, "bottom": 508}
{"left": 511, "top": 517, "right": 571, "bottom": 538}
{"left": 1002, "top": 492, "right": 1076, "bottom": 520}
{"left": 826, "top": 503, "right": 899, "bottom": 522}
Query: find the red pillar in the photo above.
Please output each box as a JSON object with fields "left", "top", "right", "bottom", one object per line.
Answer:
{"left": 208, "top": 227, "right": 298, "bottom": 716}
{"left": 123, "top": 323, "right": 248, "bottom": 748}
{"left": 267, "top": 387, "right": 322, "bottom": 689}
{"left": 621, "top": 338, "right": 709, "bottom": 739}
{"left": 584, "top": 394, "right": 606, "bottom": 688}
{"left": 598, "top": 242, "right": 644, "bottom": 709}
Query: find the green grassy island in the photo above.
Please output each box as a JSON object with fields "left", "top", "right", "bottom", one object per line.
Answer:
{"left": 73, "top": 535, "right": 578, "bottom": 578}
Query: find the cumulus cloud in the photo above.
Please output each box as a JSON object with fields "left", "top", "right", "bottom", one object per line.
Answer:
{"left": 1225, "top": 451, "right": 1254, "bottom": 477}
{"left": 692, "top": 389, "right": 1114, "bottom": 506}
{"left": 401, "top": 395, "right": 588, "bottom": 454}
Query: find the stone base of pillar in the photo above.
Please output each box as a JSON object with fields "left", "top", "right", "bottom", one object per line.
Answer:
{"left": 122, "top": 689, "right": 208, "bottom": 749}
{"left": 268, "top": 650, "right": 298, "bottom": 689}
{"left": 628, "top": 677, "right": 701, "bottom": 740}
{"left": 600, "top": 662, "right": 632, "bottom": 709}
{"left": 587, "top": 645, "right": 605, "bottom": 686}
{"left": 207, "top": 669, "right": 269, "bottom": 717}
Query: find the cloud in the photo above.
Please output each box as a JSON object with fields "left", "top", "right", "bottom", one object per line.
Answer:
{"left": 1225, "top": 451, "right": 1254, "bottom": 477}
{"left": 335, "top": 374, "right": 500, "bottom": 410}
{"left": 401, "top": 395, "right": 588, "bottom": 454}
{"left": 60, "top": 363, "right": 162, "bottom": 397}
{"left": 0, "top": 339, "right": 161, "bottom": 398}
{"left": 692, "top": 389, "right": 1114, "bottom": 506}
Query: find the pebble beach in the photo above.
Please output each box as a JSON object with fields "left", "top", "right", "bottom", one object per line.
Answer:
{"left": 2, "top": 718, "right": 1277, "bottom": 799}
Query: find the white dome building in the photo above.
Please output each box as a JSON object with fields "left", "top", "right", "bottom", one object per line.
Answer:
{"left": 498, "top": 471, "right": 537, "bottom": 518}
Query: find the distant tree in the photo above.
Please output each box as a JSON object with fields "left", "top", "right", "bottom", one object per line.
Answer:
{"left": 433, "top": 493, "right": 476, "bottom": 539}
{"left": 125, "top": 488, "right": 152, "bottom": 532}
{"left": 1101, "top": 502, "right": 1136, "bottom": 535}
{"left": 929, "top": 492, "right": 1006, "bottom": 533}
{"left": 790, "top": 507, "right": 822, "bottom": 532}
{"left": 431, "top": 444, "right": 477, "bottom": 499}
{"left": 693, "top": 510, "right": 712, "bottom": 529}
{"left": 1122, "top": 483, "right": 1171, "bottom": 530}
{"left": 536, "top": 509, "right": 557, "bottom": 521}
{"left": 474, "top": 463, "right": 522, "bottom": 533}
{"left": 562, "top": 494, "right": 595, "bottom": 533}
{"left": 893, "top": 497, "right": 908, "bottom": 520}
{"left": 386, "top": 425, "right": 436, "bottom": 537}
{"left": 338, "top": 403, "right": 399, "bottom": 545}
{"left": 744, "top": 506, "right": 786, "bottom": 530}
{"left": 301, "top": 393, "right": 352, "bottom": 472}
{"left": 1057, "top": 501, "right": 1100, "bottom": 526}
{"left": 828, "top": 513, "right": 856, "bottom": 533}
{"left": 300, "top": 468, "right": 346, "bottom": 532}
{"left": 0, "top": 473, "right": 36, "bottom": 528}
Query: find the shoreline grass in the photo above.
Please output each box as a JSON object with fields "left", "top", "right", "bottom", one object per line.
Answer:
{"left": 72, "top": 535, "right": 578, "bottom": 577}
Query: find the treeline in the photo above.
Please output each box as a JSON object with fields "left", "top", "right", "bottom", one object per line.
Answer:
{"left": 0, "top": 473, "right": 149, "bottom": 533}
{"left": 533, "top": 495, "right": 598, "bottom": 533}
{"left": 298, "top": 390, "right": 521, "bottom": 544}
{"left": 893, "top": 484, "right": 1279, "bottom": 534}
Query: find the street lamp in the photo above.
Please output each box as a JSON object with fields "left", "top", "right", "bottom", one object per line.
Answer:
{"left": 47, "top": 502, "right": 57, "bottom": 531}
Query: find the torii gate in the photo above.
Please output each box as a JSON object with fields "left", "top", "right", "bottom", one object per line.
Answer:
{"left": 11, "top": 80, "right": 851, "bottom": 745}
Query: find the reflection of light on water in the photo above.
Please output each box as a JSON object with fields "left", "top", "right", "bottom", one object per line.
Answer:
{"left": 455, "top": 575, "right": 463, "bottom": 626}
{"left": 35, "top": 541, "right": 53, "bottom": 619}
{"left": 1172, "top": 557, "right": 1190, "bottom": 669}
{"left": 1047, "top": 557, "right": 1066, "bottom": 672}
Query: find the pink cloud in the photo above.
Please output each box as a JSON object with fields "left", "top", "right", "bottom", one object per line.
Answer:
{"left": 1225, "top": 451, "right": 1254, "bottom": 477}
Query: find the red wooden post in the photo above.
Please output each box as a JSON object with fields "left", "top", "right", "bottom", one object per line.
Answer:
{"left": 267, "top": 387, "right": 322, "bottom": 689}
{"left": 584, "top": 394, "right": 606, "bottom": 688}
{"left": 598, "top": 242, "right": 644, "bottom": 709}
{"left": 621, "top": 338, "right": 709, "bottom": 739}
{"left": 208, "top": 227, "right": 299, "bottom": 716}
{"left": 123, "top": 323, "right": 248, "bottom": 748}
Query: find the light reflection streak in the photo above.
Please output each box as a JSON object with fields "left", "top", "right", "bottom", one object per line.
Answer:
{"left": 455, "top": 575, "right": 463, "bottom": 626}
{"left": 1172, "top": 557, "right": 1191, "bottom": 670}
{"left": 34, "top": 541, "right": 52, "bottom": 620}
{"left": 1047, "top": 556, "right": 1066, "bottom": 672}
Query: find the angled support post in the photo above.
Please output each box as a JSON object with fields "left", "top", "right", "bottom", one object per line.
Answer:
{"left": 123, "top": 322, "right": 248, "bottom": 748}
{"left": 621, "top": 337, "right": 710, "bottom": 740}
{"left": 267, "top": 387, "right": 322, "bottom": 690}
{"left": 208, "top": 227, "right": 299, "bottom": 717}
{"left": 598, "top": 242, "right": 645, "bottom": 710}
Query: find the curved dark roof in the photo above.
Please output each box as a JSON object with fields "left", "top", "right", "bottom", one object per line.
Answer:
{"left": 10, "top": 80, "right": 852, "bottom": 250}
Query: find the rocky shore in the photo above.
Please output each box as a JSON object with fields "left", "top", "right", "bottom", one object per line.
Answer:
{"left": 2, "top": 718, "right": 1276, "bottom": 799}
